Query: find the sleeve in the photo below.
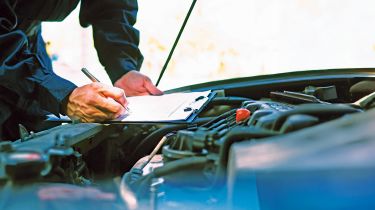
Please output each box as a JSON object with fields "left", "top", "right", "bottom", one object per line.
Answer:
{"left": 79, "top": 0, "right": 144, "bottom": 83}
{"left": 0, "top": 29, "right": 77, "bottom": 116}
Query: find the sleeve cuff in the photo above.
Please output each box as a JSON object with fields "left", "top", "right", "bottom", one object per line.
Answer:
{"left": 106, "top": 58, "right": 140, "bottom": 83}
{"left": 37, "top": 73, "right": 77, "bottom": 116}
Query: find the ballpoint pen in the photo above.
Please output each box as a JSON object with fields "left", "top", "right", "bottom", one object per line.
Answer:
{"left": 81, "top": 68, "right": 131, "bottom": 113}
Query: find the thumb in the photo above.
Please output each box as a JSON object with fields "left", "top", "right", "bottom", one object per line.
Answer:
{"left": 144, "top": 78, "right": 163, "bottom": 95}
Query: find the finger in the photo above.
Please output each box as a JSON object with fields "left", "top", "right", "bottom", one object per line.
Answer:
{"left": 100, "top": 85, "right": 128, "bottom": 107}
{"left": 106, "top": 98, "right": 127, "bottom": 117}
{"left": 144, "top": 79, "right": 163, "bottom": 95}
{"left": 81, "top": 112, "right": 107, "bottom": 123}
{"left": 94, "top": 96, "right": 126, "bottom": 117}
{"left": 134, "top": 92, "right": 150, "bottom": 96}
{"left": 80, "top": 105, "right": 115, "bottom": 122}
{"left": 135, "top": 86, "right": 151, "bottom": 96}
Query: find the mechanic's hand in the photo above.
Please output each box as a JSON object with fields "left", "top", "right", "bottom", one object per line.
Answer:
{"left": 114, "top": 70, "right": 163, "bottom": 96}
{"left": 66, "top": 83, "right": 128, "bottom": 122}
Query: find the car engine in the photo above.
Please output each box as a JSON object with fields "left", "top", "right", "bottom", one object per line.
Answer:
{"left": 1, "top": 75, "right": 375, "bottom": 210}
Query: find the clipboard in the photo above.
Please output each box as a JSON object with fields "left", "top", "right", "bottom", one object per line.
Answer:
{"left": 114, "top": 90, "right": 215, "bottom": 123}
{"left": 46, "top": 91, "right": 215, "bottom": 124}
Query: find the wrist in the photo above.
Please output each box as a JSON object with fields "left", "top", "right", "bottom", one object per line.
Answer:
{"left": 60, "top": 89, "right": 74, "bottom": 115}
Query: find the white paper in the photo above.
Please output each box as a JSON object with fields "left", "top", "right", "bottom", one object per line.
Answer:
{"left": 116, "top": 91, "right": 211, "bottom": 122}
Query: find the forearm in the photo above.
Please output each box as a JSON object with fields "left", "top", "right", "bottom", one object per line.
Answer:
{"left": 0, "top": 30, "right": 76, "bottom": 115}
{"left": 79, "top": 0, "right": 144, "bottom": 83}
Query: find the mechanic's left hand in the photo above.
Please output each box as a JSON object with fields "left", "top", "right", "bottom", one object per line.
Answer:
{"left": 114, "top": 70, "right": 163, "bottom": 96}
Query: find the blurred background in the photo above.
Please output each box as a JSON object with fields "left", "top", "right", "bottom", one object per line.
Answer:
{"left": 42, "top": 0, "right": 375, "bottom": 90}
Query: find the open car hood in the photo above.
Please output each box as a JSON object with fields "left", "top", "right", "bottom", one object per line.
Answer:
{"left": 1, "top": 68, "right": 375, "bottom": 209}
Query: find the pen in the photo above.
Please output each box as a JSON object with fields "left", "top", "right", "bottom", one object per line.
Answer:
{"left": 82, "top": 67, "right": 101, "bottom": 83}
{"left": 81, "top": 68, "right": 131, "bottom": 113}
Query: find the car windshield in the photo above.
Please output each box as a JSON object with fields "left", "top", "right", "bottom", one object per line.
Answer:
{"left": 43, "top": 0, "right": 375, "bottom": 90}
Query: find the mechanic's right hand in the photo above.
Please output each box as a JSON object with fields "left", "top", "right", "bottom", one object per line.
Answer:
{"left": 66, "top": 82, "right": 128, "bottom": 122}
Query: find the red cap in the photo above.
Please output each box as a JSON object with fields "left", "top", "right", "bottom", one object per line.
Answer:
{"left": 236, "top": 108, "right": 251, "bottom": 123}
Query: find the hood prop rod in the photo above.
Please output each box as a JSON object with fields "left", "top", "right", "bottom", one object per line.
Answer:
{"left": 155, "top": 0, "right": 198, "bottom": 87}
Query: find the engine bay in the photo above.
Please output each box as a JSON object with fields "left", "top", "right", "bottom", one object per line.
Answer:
{"left": 1, "top": 71, "right": 375, "bottom": 210}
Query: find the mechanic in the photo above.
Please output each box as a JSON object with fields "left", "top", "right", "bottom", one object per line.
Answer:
{"left": 0, "top": 0, "right": 163, "bottom": 140}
